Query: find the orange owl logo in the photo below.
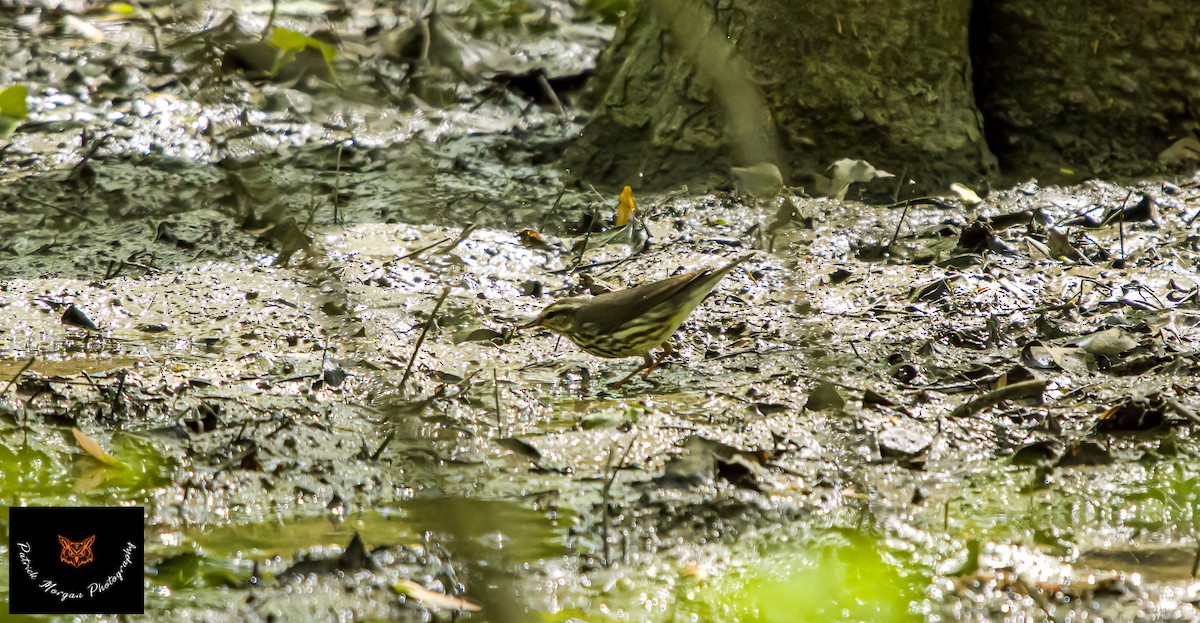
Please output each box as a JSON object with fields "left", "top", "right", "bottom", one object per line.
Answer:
{"left": 58, "top": 535, "right": 95, "bottom": 568}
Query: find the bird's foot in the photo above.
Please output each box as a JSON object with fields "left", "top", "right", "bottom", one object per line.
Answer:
{"left": 610, "top": 349, "right": 673, "bottom": 388}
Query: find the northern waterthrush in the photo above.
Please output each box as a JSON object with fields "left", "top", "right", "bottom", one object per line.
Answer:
{"left": 521, "top": 255, "right": 749, "bottom": 383}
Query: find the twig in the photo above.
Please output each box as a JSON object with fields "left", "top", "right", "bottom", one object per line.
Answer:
{"left": 333, "top": 141, "right": 344, "bottom": 225}
{"left": 394, "top": 235, "right": 454, "bottom": 262}
{"left": 538, "top": 186, "right": 567, "bottom": 231}
{"left": 1118, "top": 199, "right": 1126, "bottom": 267}
{"left": 946, "top": 379, "right": 1047, "bottom": 419}
{"left": 399, "top": 286, "right": 451, "bottom": 395}
{"left": 536, "top": 71, "right": 565, "bottom": 116}
{"left": 392, "top": 224, "right": 478, "bottom": 263}
{"left": 67, "top": 130, "right": 111, "bottom": 183}
{"left": 601, "top": 434, "right": 638, "bottom": 567}
{"left": 891, "top": 165, "right": 908, "bottom": 203}
{"left": 1192, "top": 539, "right": 1200, "bottom": 579}
{"left": 1, "top": 356, "right": 35, "bottom": 398}
{"left": 493, "top": 367, "right": 502, "bottom": 434}
{"left": 261, "top": 0, "right": 278, "bottom": 39}
{"left": 20, "top": 194, "right": 98, "bottom": 224}
{"left": 369, "top": 430, "right": 395, "bottom": 462}
{"left": 885, "top": 200, "right": 912, "bottom": 250}
{"left": 1168, "top": 399, "right": 1200, "bottom": 426}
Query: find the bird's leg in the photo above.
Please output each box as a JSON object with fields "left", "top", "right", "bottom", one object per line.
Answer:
{"left": 612, "top": 342, "right": 681, "bottom": 388}
{"left": 611, "top": 353, "right": 656, "bottom": 388}
{"left": 640, "top": 343, "right": 676, "bottom": 378}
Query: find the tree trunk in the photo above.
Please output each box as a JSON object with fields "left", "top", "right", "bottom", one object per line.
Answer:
{"left": 973, "top": 0, "right": 1200, "bottom": 180}
{"left": 565, "top": 0, "right": 991, "bottom": 194}
{"left": 566, "top": 0, "right": 1199, "bottom": 194}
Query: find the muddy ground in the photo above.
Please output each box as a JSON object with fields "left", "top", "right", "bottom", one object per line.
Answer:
{"left": 3, "top": 2, "right": 1200, "bottom": 622}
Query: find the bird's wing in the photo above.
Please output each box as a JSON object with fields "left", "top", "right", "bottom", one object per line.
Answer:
{"left": 589, "top": 270, "right": 706, "bottom": 315}
{"left": 582, "top": 256, "right": 747, "bottom": 331}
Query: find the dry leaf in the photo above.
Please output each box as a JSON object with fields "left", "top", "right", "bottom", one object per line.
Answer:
{"left": 949, "top": 182, "right": 983, "bottom": 207}
{"left": 1158, "top": 137, "right": 1200, "bottom": 164}
{"left": 732, "top": 162, "right": 784, "bottom": 196}
{"left": 71, "top": 427, "right": 126, "bottom": 468}
{"left": 1048, "top": 228, "right": 1085, "bottom": 262}
{"left": 393, "top": 579, "right": 481, "bottom": 612}
{"left": 615, "top": 185, "right": 636, "bottom": 227}
{"left": 517, "top": 228, "right": 554, "bottom": 251}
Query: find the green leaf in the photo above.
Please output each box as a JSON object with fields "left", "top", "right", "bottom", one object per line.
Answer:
{"left": 269, "top": 27, "right": 335, "bottom": 62}
{"left": 0, "top": 84, "right": 28, "bottom": 119}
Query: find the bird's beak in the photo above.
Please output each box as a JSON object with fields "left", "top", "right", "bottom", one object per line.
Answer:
{"left": 516, "top": 317, "right": 541, "bottom": 331}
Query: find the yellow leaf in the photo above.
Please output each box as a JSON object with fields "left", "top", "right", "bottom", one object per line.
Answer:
{"left": 615, "top": 185, "right": 636, "bottom": 227}
{"left": 71, "top": 427, "right": 126, "bottom": 468}
{"left": 393, "top": 579, "right": 481, "bottom": 612}
{"left": 0, "top": 84, "right": 28, "bottom": 119}
{"left": 949, "top": 182, "right": 982, "bottom": 207}
{"left": 269, "top": 27, "right": 336, "bottom": 62}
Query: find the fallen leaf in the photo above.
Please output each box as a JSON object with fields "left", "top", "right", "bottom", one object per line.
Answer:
{"left": 517, "top": 228, "right": 555, "bottom": 251}
{"left": 820, "top": 158, "right": 894, "bottom": 200}
{"left": 270, "top": 27, "right": 336, "bottom": 61}
{"left": 451, "top": 326, "right": 505, "bottom": 345}
{"left": 949, "top": 182, "right": 983, "bottom": 206}
{"left": 1158, "top": 137, "right": 1200, "bottom": 164}
{"left": 1048, "top": 228, "right": 1086, "bottom": 262}
{"left": 615, "top": 185, "right": 636, "bottom": 227}
{"left": 72, "top": 427, "right": 126, "bottom": 468}
{"left": 1076, "top": 328, "right": 1138, "bottom": 357}
{"left": 393, "top": 580, "right": 481, "bottom": 612}
{"left": 732, "top": 162, "right": 784, "bottom": 196}
{"left": 0, "top": 84, "right": 28, "bottom": 119}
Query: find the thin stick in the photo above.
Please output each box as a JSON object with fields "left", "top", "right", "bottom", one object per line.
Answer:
{"left": 885, "top": 201, "right": 912, "bottom": 250}
{"left": 891, "top": 165, "right": 908, "bottom": 203}
{"left": 600, "top": 434, "right": 637, "bottom": 567}
{"left": 1192, "top": 539, "right": 1200, "bottom": 578}
{"left": 539, "top": 186, "right": 567, "bottom": 230}
{"left": 261, "top": 0, "right": 278, "bottom": 39}
{"left": 493, "top": 367, "right": 502, "bottom": 434}
{"left": 399, "top": 286, "right": 451, "bottom": 395}
{"left": 1118, "top": 199, "right": 1126, "bottom": 266}
{"left": 1, "top": 356, "right": 35, "bottom": 398}
{"left": 369, "top": 430, "right": 395, "bottom": 462}
{"left": 946, "top": 379, "right": 1047, "bottom": 419}
{"left": 394, "top": 235, "right": 454, "bottom": 262}
{"left": 333, "top": 142, "right": 344, "bottom": 225}
{"left": 20, "top": 194, "right": 98, "bottom": 224}
{"left": 1168, "top": 399, "right": 1200, "bottom": 426}
{"left": 536, "top": 71, "right": 565, "bottom": 116}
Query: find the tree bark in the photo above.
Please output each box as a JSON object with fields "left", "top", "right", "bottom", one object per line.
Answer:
{"left": 565, "top": 0, "right": 992, "bottom": 194}
{"left": 973, "top": 0, "right": 1200, "bottom": 180}
{"left": 566, "top": 0, "right": 1200, "bottom": 194}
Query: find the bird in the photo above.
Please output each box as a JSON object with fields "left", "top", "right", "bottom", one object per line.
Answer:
{"left": 521, "top": 254, "right": 750, "bottom": 385}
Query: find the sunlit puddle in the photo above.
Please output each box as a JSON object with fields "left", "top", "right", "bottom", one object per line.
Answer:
{"left": 149, "top": 502, "right": 928, "bottom": 621}
{"left": 550, "top": 530, "right": 928, "bottom": 623}
{"left": 149, "top": 497, "right": 574, "bottom": 609}
{"left": 0, "top": 428, "right": 174, "bottom": 505}
{"left": 557, "top": 459, "right": 1200, "bottom": 621}
{"left": 3, "top": 427, "right": 1200, "bottom": 619}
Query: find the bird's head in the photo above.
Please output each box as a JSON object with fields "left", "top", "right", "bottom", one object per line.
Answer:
{"left": 519, "top": 298, "right": 584, "bottom": 335}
